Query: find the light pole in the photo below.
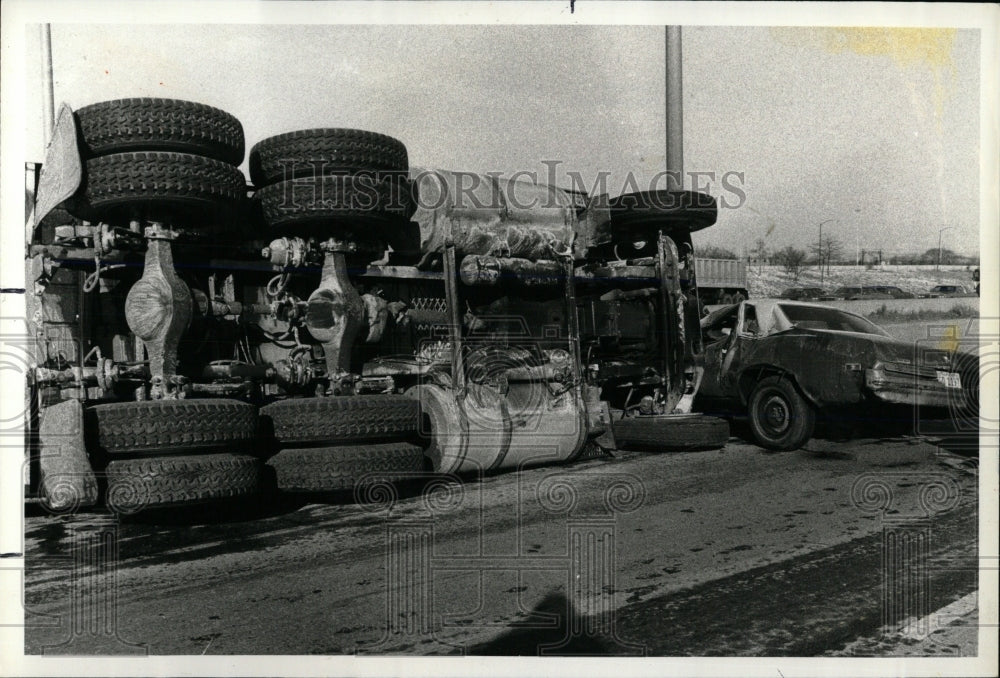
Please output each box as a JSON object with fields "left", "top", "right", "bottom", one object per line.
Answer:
{"left": 817, "top": 218, "right": 836, "bottom": 284}
{"left": 936, "top": 226, "right": 954, "bottom": 270}
{"left": 854, "top": 208, "right": 862, "bottom": 267}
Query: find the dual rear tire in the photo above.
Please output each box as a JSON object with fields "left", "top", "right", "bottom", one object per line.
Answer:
{"left": 248, "top": 128, "right": 417, "bottom": 241}
{"left": 89, "top": 399, "right": 261, "bottom": 513}
{"left": 261, "top": 395, "right": 426, "bottom": 493}
{"left": 70, "top": 98, "right": 248, "bottom": 227}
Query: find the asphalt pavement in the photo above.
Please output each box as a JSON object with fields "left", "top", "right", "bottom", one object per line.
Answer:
{"left": 19, "top": 432, "right": 981, "bottom": 658}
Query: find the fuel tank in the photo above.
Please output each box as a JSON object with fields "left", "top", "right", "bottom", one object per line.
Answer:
{"left": 405, "top": 381, "right": 588, "bottom": 474}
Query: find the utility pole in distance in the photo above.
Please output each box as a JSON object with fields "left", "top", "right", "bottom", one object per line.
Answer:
{"left": 937, "top": 226, "right": 954, "bottom": 271}
{"left": 817, "top": 218, "right": 836, "bottom": 285}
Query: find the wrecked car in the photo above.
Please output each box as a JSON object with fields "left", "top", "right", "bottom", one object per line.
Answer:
{"left": 694, "top": 300, "right": 977, "bottom": 450}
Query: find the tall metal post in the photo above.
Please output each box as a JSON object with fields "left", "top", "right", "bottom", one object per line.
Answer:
{"left": 665, "top": 26, "right": 684, "bottom": 192}
{"left": 818, "top": 222, "right": 823, "bottom": 285}
{"left": 41, "top": 24, "right": 55, "bottom": 147}
{"left": 936, "top": 227, "right": 953, "bottom": 270}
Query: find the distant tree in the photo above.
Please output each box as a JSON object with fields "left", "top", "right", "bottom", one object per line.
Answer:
{"left": 749, "top": 238, "right": 770, "bottom": 273}
{"left": 698, "top": 245, "right": 739, "bottom": 259}
{"left": 921, "top": 247, "right": 960, "bottom": 266}
{"left": 809, "top": 237, "right": 844, "bottom": 274}
{"left": 774, "top": 246, "right": 808, "bottom": 280}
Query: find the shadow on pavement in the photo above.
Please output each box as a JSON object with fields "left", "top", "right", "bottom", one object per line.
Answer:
{"left": 468, "top": 592, "right": 645, "bottom": 656}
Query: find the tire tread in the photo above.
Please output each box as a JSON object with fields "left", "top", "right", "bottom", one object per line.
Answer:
{"left": 261, "top": 395, "right": 419, "bottom": 445}
{"left": 76, "top": 98, "right": 245, "bottom": 164}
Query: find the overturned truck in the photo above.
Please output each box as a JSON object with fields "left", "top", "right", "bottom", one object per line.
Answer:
{"left": 25, "top": 98, "right": 728, "bottom": 513}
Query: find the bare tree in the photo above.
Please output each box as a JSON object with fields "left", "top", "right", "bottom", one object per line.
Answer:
{"left": 809, "top": 237, "right": 845, "bottom": 274}
{"left": 750, "top": 237, "right": 769, "bottom": 273}
{"left": 824, "top": 237, "right": 845, "bottom": 272}
{"left": 774, "top": 246, "right": 808, "bottom": 280}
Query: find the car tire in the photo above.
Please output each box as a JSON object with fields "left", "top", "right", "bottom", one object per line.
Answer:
{"left": 105, "top": 453, "right": 260, "bottom": 513}
{"left": 75, "top": 98, "right": 245, "bottom": 165}
{"left": 90, "top": 399, "right": 258, "bottom": 455}
{"left": 747, "top": 376, "right": 815, "bottom": 451}
{"left": 266, "top": 442, "right": 426, "bottom": 492}
{"left": 608, "top": 190, "right": 717, "bottom": 241}
{"left": 249, "top": 128, "right": 409, "bottom": 187}
{"left": 612, "top": 414, "right": 730, "bottom": 452}
{"left": 74, "top": 151, "right": 246, "bottom": 224}
{"left": 255, "top": 175, "right": 415, "bottom": 235}
{"left": 261, "top": 395, "right": 419, "bottom": 445}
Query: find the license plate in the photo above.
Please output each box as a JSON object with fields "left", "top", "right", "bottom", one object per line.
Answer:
{"left": 936, "top": 371, "right": 961, "bottom": 388}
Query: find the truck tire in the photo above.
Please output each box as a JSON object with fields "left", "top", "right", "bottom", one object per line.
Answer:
{"left": 266, "top": 443, "right": 426, "bottom": 492}
{"left": 248, "top": 128, "right": 408, "bottom": 187}
{"left": 612, "top": 414, "right": 730, "bottom": 452}
{"left": 609, "top": 190, "right": 717, "bottom": 240}
{"left": 90, "top": 399, "right": 257, "bottom": 455}
{"left": 747, "top": 376, "right": 816, "bottom": 451}
{"left": 105, "top": 453, "right": 260, "bottom": 513}
{"left": 255, "top": 174, "right": 415, "bottom": 234}
{"left": 76, "top": 152, "right": 246, "bottom": 223}
{"left": 75, "top": 98, "right": 245, "bottom": 164}
{"left": 261, "top": 395, "right": 419, "bottom": 445}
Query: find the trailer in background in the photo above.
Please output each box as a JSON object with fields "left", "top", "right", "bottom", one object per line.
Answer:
{"left": 694, "top": 258, "right": 748, "bottom": 305}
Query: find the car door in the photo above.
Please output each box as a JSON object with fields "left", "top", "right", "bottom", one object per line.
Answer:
{"left": 698, "top": 305, "right": 740, "bottom": 399}
{"left": 717, "top": 302, "right": 762, "bottom": 396}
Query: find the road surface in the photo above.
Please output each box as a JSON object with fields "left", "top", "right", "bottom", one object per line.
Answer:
{"left": 21, "top": 432, "right": 979, "bottom": 657}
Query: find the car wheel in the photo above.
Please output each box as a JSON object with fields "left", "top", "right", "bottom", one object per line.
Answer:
{"left": 747, "top": 376, "right": 815, "bottom": 451}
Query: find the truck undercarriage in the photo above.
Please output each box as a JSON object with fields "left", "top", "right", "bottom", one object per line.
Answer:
{"left": 24, "top": 98, "right": 727, "bottom": 513}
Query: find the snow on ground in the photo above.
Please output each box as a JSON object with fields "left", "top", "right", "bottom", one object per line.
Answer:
{"left": 748, "top": 264, "right": 977, "bottom": 299}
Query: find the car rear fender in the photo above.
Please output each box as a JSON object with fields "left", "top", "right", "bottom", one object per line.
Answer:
{"left": 737, "top": 364, "right": 821, "bottom": 409}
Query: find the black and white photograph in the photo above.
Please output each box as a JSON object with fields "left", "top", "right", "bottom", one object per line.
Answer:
{"left": 0, "top": 1, "right": 997, "bottom": 676}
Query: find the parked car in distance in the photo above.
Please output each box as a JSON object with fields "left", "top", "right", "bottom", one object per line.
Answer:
{"left": 869, "top": 285, "right": 916, "bottom": 299}
{"left": 928, "top": 284, "right": 975, "bottom": 298}
{"left": 696, "top": 300, "right": 977, "bottom": 450}
{"left": 830, "top": 286, "right": 905, "bottom": 300}
{"left": 830, "top": 286, "right": 878, "bottom": 300}
{"left": 777, "top": 287, "right": 831, "bottom": 301}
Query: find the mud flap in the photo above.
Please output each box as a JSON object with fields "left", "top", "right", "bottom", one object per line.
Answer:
{"left": 38, "top": 399, "right": 98, "bottom": 511}
{"left": 31, "top": 103, "right": 82, "bottom": 235}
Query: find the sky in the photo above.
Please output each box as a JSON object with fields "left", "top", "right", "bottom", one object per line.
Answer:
{"left": 17, "top": 16, "right": 985, "bottom": 258}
